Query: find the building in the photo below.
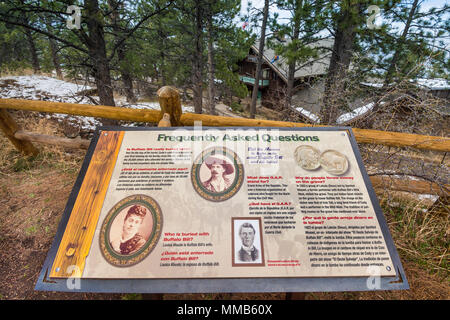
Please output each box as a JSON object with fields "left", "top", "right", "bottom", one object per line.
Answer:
{"left": 237, "top": 38, "right": 333, "bottom": 121}
{"left": 238, "top": 39, "right": 449, "bottom": 124}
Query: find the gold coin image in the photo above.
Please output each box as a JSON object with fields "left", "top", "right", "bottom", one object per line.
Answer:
{"left": 319, "top": 150, "right": 349, "bottom": 175}
{"left": 294, "top": 145, "right": 321, "bottom": 170}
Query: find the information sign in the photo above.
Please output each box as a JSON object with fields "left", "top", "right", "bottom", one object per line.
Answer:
{"left": 36, "top": 127, "right": 408, "bottom": 293}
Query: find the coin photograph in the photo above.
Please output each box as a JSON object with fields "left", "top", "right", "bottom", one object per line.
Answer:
{"left": 319, "top": 150, "right": 349, "bottom": 175}
{"left": 294, "top": 145, "right": 321, "bottom": 170}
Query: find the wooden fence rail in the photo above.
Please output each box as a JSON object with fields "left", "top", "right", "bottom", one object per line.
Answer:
{"left": 1, "top": 97, "right": 449, "bottom": 153}
{"left": 0, "top": 87, "right": 448, "bottom": 198}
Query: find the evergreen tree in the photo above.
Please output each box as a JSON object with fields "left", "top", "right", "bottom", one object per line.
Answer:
{"left": 249, "top": 0, "right": 270, "bottom": 119}
{"left": 0, "top": 22, "right": 31, "bottom": 71}
{"left": 269, "top": 0, "right": 326, "bottom": 110}
{"left": 320, "top": 0, "right": 369, "bottom": 124}
{"left": 0, "top": 0, "right": 172, "bottom": 109}
{"left": 380, "top": 0, "right": 449, "bottom": 83}
{"left": 204, "top": 0, "right": 247, "bottom": 114}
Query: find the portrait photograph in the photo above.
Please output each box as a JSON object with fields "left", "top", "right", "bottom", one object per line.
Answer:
{"left": 108, "top": 204, "right": 153, "bottom": 256}
{"left": 100, "top": 194, "right": 163, "bottom": 267}
{"left": 232, "top": 217, "right": 265, "bottom": 267}
{"left": 199, "top": 154, "right": 236, "bottom": 193}
{"left": 191, "top": 146, "right": 244, "bottom": 202}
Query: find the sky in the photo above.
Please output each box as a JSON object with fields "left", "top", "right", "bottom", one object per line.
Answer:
{"left": 238, "top": 0, "right": 449, "bottom": 49}
{"left": 240, "top": 0, "right": 449, "bottom": 15}
{"left": 239, "top": 0, "right": 450, "bottom": 31}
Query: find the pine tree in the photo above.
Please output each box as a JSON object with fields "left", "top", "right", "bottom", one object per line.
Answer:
{"left": 381, "top": 0, "right": 449, "bottom": 83}
{"left": 269, "top": 0, "right": 325, "bottom": 110}
{"left": 320, "top": 0, "right": 368, "bottom": 124}
{"left": 0, "top": 0, "right": 173, "bottom": 109}
{"left": 203, "top": 0, "right": 246, "bottom": 114}
{"left": 249, "top": 0, "right": 270, "bottom": 119}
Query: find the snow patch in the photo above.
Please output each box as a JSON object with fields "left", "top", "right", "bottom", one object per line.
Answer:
{"left": 0, "top": 75, "right": 92, "bottom": 101}
{"left": 336, "top": 102, "right": 376, "bottom": 124}
{"left": 416, "top": 194, "right": 439, "bottom": 202}
{"left": 0, "top": 75, "right": 194, "bottom": 131}
{"left": 360, "top": 82, "right": 384, "bottom": 88}
{"left": 294, "top": 106, "right": 320, "bottom": 123}
{"left": 411, "top": 78, "right": 450, "bottom": 90}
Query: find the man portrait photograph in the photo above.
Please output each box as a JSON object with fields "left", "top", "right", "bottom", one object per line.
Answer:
{"left": 201, "top": 155, "right": 235, "bottom": 193}
{"left": 232, "top": 218, "right": 264, "bottom": 266}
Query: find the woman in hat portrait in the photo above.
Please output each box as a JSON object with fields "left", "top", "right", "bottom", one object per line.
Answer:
{"left": 201, "top": 155, "right": 235, "bottom": 193}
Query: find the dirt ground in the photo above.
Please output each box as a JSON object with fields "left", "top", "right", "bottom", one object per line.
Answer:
{"left": 0, "top": 116, "right": 448, "bottom": 300}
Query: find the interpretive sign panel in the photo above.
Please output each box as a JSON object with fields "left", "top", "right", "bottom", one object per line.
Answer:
{"left": 36, "top": 126, "right": 408, "bottom": 292}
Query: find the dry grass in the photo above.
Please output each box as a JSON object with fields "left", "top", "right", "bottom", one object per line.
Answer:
{"left": 0, "top": 111, "right": 85, "bottom": 175}
{"left": 0, "top": 68, "right": 57, "bottom": 78}
{"left": 380, "top": 196, "right": 449, "bottom": 276}
{"left": 0, "top": 68, "right": 35, "bottom": 77}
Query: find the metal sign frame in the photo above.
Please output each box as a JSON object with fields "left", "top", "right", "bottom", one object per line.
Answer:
{"left": 35, "top": 126, "right": 409, "bottom": 293}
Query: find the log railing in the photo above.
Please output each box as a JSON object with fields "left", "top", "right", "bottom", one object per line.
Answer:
{"left": 0, "top": 86, "right": 448, "bottom": 197}
{"left": 1, "top": 97, "right": 449, "bottom": 152}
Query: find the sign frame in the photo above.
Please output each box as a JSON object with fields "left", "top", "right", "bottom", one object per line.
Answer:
{"left": 35, "top": 126, "right": 409, "bottom": 293}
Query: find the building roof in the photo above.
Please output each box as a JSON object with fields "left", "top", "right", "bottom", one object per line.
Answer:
{"left": 361, "top": 78, "right": 450, "bottom": 90}
{"left": 251, "top": 38, "right": 334, "bottom": 83}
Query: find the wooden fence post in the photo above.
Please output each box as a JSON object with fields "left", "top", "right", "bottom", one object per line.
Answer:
{"left": 0, "top": 109, "right": 39, "bottom": 156}
{"left": 157, "top": 113, "right": 172, "bottom": 127}
{"left": 157, "top": 86, "right": 182, "bottom": 126}
{"left": 14, "top": 130, "right": 91, "bottom": 150}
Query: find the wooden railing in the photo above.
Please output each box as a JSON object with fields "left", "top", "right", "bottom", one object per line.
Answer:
{"left": 0, "top": 86, "right": 448, "bottom": 197}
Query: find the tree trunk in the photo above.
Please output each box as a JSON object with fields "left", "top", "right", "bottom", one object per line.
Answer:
{"left": 321, "top": 1, "right": 360, "bottom": 124}
{"left": 384, "top": 0, "right": 419, "bottom": 86}
{"left": 156, "top": 5, "right": 167, "bottom": 87}
{"left": 24, "top": 28, "right": 40, "bottom": 74}
{"left": 118, "top": 47, "right": 136, "bottom": 103}
{"left": 192, "top": 1, "right": 203, "bottom": 114}
{"left": 284, "top": 2, "right": 302, "bottom": 110}
{"left": 206, "top": 9, "right": 216, "bottom": 115}
{"left": 159, "top": 35, "right": 166, "bottom": 86}
{"left": 43, "top": 13, "right": 62, "bottom": 79}
{"left": 85, "top": 0, "right": 115, "bottom": 108}
{"left": 285, "top": 62, "right": 296, "bottom": 109}
{"left": 108, "top": 0, "right": 136, "bottom": 103}
{"left": 49, "top": 37, "right": 63, "bottom": 80}
{"left": 250, "top": 0, "right": 270, "bottom": 119}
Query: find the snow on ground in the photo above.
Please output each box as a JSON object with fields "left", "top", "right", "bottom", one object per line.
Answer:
{"left": 0, "top": 75, "right": 194, "bottom": 131}
{"left": 360, "top": 82, "right": 384, "bottom": 88}
{"left": 0, "top": 75, "right": 102, "bottom": 130}
{"left": 114, "top": 96, "right": 194, "bottom": 113}
{"left": 336, "top": 102, "right": 376, "bottom": 124}
{"left": 294, "top": 101, "right": 382, "bottom": 125}
{"left": 416, "top": 194, "right": 439, "bottom": 202}
{"left": 0, "top": 75, "right": 94, "bottom": 103}
{"left": 295, "top": 106, "right": 320, "bottom": 123}
{"left": 6, "top": 75, "right": 443, "bottom": 132}
{"left": 412, "top": 78, "right": 450, "bottom": 90}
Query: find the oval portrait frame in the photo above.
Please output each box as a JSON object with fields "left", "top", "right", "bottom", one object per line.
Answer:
{"left": 191, "top": 146, "right": 244, "bottom": 202}
{"left": 99, "top": 194, "right": 163, "bottom": 267}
